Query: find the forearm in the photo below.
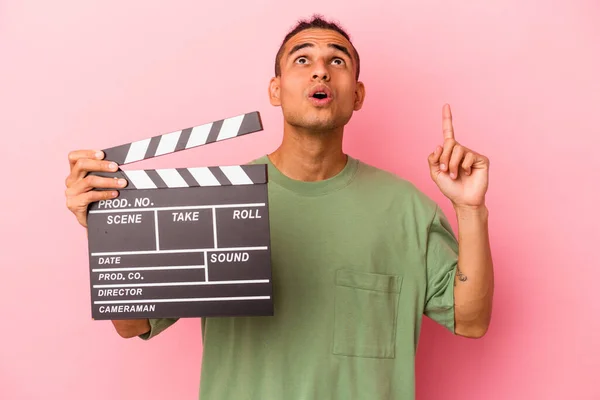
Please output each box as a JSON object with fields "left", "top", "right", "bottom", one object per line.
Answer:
{"left": 111, "top": 319, "right": 151, "bottom": 338}
{"left": 453, "top": 204, "right": 494, "bottom": 337}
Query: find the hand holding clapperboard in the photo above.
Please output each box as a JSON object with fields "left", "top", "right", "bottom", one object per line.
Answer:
{"left": 78, "top": 111, "right": 273, "bottom": 320}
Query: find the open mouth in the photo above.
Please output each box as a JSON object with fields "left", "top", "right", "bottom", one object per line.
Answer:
{"left": 309, "top": 86, "right": 332, "bottom": 102}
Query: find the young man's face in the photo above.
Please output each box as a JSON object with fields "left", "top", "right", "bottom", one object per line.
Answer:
{"left": 269, "top": 28, "right": 365, "bottom": 133}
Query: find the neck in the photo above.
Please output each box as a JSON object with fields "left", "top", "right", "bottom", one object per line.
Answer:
{"left": 268, "top": 122, "right": 347, "bottom": 182}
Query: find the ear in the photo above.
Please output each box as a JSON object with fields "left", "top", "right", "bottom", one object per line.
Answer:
{"left": 269, "top": 77, "right": 281, "bottom": 106}
{"left": 353, "top": 81, "right": 366, "bottom": 111}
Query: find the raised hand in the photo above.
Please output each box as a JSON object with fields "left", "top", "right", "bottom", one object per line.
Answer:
{"left": 428, "top": 104, "right": 490, "bottom": 209}
{"left": 65, "top": 150, "right": 128, "bottom": 227}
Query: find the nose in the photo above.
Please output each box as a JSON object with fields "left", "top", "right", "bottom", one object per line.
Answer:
{"left": 312, "top": 71, "right": 329, "bottom": 81}
{"left": 311, "top": 60, "right": 330, "bottom": 81}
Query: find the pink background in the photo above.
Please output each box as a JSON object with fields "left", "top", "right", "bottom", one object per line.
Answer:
{"left": 1, "top": 1, "right": 598, "bottom": 399}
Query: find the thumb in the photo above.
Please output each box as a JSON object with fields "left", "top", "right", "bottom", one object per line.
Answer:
{"left": 428, "top": 145, "right": 443, "bottom": 170}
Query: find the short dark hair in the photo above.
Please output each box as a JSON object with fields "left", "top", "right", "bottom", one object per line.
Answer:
{"left": 274, "top": 14, "right": 360, "bottom": 80}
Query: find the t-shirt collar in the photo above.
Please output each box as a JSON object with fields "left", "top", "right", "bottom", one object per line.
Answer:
{"left": 254, "top": 154, "right": 358, "bottom": 196}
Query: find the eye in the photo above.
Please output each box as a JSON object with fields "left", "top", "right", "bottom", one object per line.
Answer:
{"left": 331, "top": 58, "right": 345, "bottom": 65}
{"left": 295, "top": 56, "right": 309, "bottom": 64}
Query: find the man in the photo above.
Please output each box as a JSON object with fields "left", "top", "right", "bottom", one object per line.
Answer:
{"left": 65, "top": 15, "right": 493, "bottom": 400}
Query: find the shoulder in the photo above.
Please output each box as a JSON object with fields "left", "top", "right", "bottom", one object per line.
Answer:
{"left": 353, "top": 157, "right": 440, "bottom": 217}
{"left": 246, "top": 155, "right": 269, "bottom": 165}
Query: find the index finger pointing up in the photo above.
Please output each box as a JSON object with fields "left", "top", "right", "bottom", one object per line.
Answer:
{"left": 442, "top": 103, "right": 454, "bottom": 140}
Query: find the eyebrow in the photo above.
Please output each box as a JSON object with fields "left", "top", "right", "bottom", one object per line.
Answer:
{"left": 288, "top": 42, "right": 313, "bottom": 57}
{"left": 287, "top": 42, "right": 354, "bottom": 62}
{"left": 328, "top": 43, "right": 353, "bottom": 61}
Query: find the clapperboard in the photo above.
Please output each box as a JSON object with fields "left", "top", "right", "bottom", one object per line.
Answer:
{"left": 86, "top": 111, "right": 273, "bottom": 320}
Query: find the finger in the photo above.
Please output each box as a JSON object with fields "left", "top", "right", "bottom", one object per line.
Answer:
{"left": 439, "top": 139, "right": 456, "bottom": 172}
{"left": 66, "top": 174, "right": 127, "bottom": 197}
{"left": 81, "top": 188, "right": 121, "bottom": 206}
{"left": 428, "top": 145, "right": 443, "bottom": 168}
{"left": 448, "top": 145, "right": 466, "bottom": 179}
{"left": 67, "top": 189, "right": 120, "bottom": 216}
{"left": 442, "top": 104, "right": 454, "bottom": 141}
{"left": 67, "top": 158, "right": 119, "bottom": 187}
{"left": 68, "top": 150, "right": 104, "bottom": 168}
{"left": 461, "top": 152, "right": 476, "bottom": 175}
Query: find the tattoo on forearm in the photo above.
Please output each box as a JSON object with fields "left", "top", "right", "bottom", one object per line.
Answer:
{"left": 456, "top": 267, "right": 468, "bottom": 284}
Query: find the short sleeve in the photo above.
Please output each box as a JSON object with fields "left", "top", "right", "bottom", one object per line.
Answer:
{"left": 423, "top": 205, "right": 458, "bottom": 334}
{"left": 138, "top": 318, "right": 179, "bottom": 340}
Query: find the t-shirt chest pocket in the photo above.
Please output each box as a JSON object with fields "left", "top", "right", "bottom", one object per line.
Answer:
{"left": 332, "top": 269, "right": 403, "bottom": 359}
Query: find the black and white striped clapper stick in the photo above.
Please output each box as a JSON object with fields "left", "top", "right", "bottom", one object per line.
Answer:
{"left": 92, "top": 111, "right": 267, "bottom": 189}
{"left": 85, "top": 111, "right": 273, "bottom": 321}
